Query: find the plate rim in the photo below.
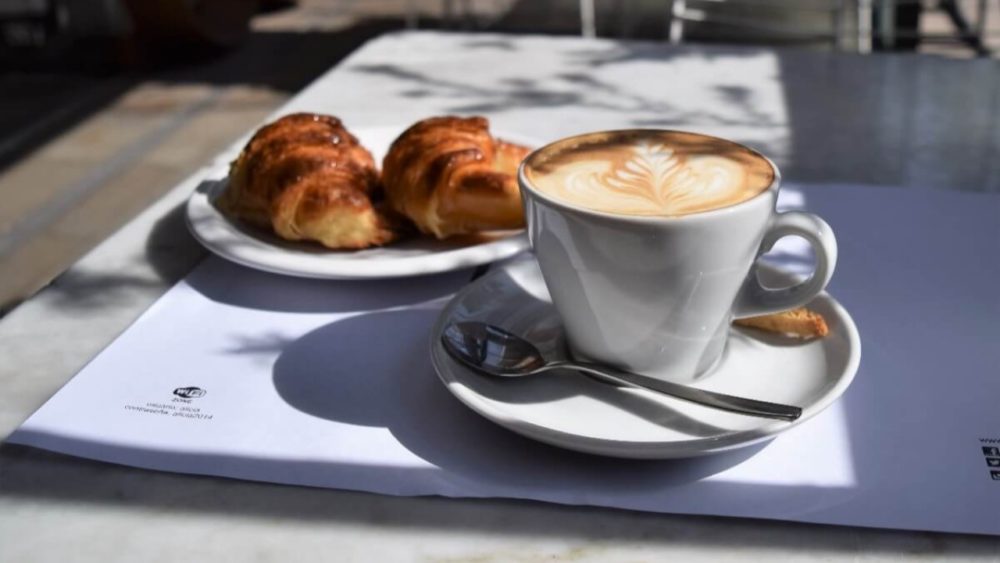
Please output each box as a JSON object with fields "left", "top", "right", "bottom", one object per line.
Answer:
{"left": 429, "top": 260, "right": 862, "bottom": 459}
{"left": 184, "top": 127, "right": 538, "bottom": 280}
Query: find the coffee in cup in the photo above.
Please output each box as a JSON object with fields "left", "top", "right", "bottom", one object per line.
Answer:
{"left": 524, "top": 130, "right": 774, "bottom": 217}
{"left": 519, "top": 130, "right": 837, "bottom": 384}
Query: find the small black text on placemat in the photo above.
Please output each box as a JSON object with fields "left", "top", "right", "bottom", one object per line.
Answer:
{"left": 980, "top": 439, "right": 1000, "bottom": 480}
{"left": 122, "top": 387, "right": 215, "bottom": 421}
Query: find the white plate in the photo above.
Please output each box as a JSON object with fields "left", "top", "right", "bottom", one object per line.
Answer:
{"left": 185, "top": 127, "right": 536, "bottom": 279}
{"left": 430, "top": 258, "right": 861, "bottom": 459}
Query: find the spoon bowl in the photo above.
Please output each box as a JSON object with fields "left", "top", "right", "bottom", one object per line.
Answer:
{"left": 442, "top": 322, "right": 547, "bottom": 375}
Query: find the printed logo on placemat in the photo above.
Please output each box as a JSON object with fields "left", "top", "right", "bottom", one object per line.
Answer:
{"left": 980, "top": 440, "right": 1000, "bottom": 481}
{"left": 174, "top": 386, "right": 206, "bottom": 399}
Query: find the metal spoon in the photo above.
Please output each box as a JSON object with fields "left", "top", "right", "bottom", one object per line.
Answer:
{"left": 441, "top": 322, "right": 802, "bottom": 421}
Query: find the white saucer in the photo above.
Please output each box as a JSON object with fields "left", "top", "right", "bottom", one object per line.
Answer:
{"left": 185, "top": 126, "right": 535, "bottom": 280}
{"left": 429, "top": 258, "right": 861, "bottom": 459}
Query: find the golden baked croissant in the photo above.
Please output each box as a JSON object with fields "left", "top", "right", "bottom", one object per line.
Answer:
{"left": 381, "top": 116, "right": 530, "bottom": 239}
{"left": 219, "top": 113, "right": 403, "bottom": 249}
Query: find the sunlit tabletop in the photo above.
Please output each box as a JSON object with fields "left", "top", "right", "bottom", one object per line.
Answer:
{"left": 1, "top": 31, "right": 998, "bottom": 561}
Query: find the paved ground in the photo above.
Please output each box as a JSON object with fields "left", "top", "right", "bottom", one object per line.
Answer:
{"left": 0, "top": 0, "right": 997, "bottom": 314}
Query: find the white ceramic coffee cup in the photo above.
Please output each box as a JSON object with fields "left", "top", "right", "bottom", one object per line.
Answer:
{"left": 518, "top": 130, "right": 837, "bottom": 383}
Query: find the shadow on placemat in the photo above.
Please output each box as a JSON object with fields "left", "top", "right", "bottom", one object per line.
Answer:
{"left": 272, "top": 308, "right": 759, "bottom": 488}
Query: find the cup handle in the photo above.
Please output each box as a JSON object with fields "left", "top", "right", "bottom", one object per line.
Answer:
{"left": 733, "top": 211, "right": 838, "bottom": 318}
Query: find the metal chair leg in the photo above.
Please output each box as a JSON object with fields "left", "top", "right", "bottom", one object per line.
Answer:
{"left": 669, "top": 0, "right": 685, "bottom": 43}
{"left": 940, "top": 0, "right": 990, "bottom": 55}
{"left": 580, "top": 0, "right": 596, "bottom": 37}
{"left": 857, "top": 0, "right": 873, "bottom": 53}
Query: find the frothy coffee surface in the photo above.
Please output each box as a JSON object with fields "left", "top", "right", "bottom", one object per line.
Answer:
{"left": 524, "top": 131, "right": 774, "bottom": 216}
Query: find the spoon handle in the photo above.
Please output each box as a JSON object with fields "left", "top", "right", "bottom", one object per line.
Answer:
{"left": 551, "top": 361, "right": 802, "bottom": 421}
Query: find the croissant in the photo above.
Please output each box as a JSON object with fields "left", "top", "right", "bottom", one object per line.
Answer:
{"left": 381, "top": 116, "right": 530, "bottom": 239}
{"left": 219, "top": 113, "right": 403, "bottom": 249}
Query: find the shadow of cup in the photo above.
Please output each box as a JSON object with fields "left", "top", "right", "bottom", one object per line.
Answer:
{"left": 272, "top": 307, "right": 771, "bottom": 491}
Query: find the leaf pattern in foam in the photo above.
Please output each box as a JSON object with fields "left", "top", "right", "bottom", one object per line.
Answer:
{"left": 565, "top": 141, "right": 745, "bottom": 214}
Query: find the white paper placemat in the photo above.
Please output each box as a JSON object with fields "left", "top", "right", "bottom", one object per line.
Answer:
{"left": 8, "top": 184, "right": 1000, "bottom": 535}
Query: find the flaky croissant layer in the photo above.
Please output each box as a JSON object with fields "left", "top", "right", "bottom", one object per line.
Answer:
{"left": 381, "top": 116, "right": 529, "bottom": 239}
{"left": 220, "top": 113, "right": 403, "bottom": 249}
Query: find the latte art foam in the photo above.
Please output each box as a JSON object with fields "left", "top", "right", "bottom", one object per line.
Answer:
{"left": 525, "top": 131, "right": 774, "bottom": 217}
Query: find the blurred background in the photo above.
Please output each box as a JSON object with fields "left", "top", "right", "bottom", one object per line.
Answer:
{"left": 1, "top": 0, "right": 998, "bottom": 313}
